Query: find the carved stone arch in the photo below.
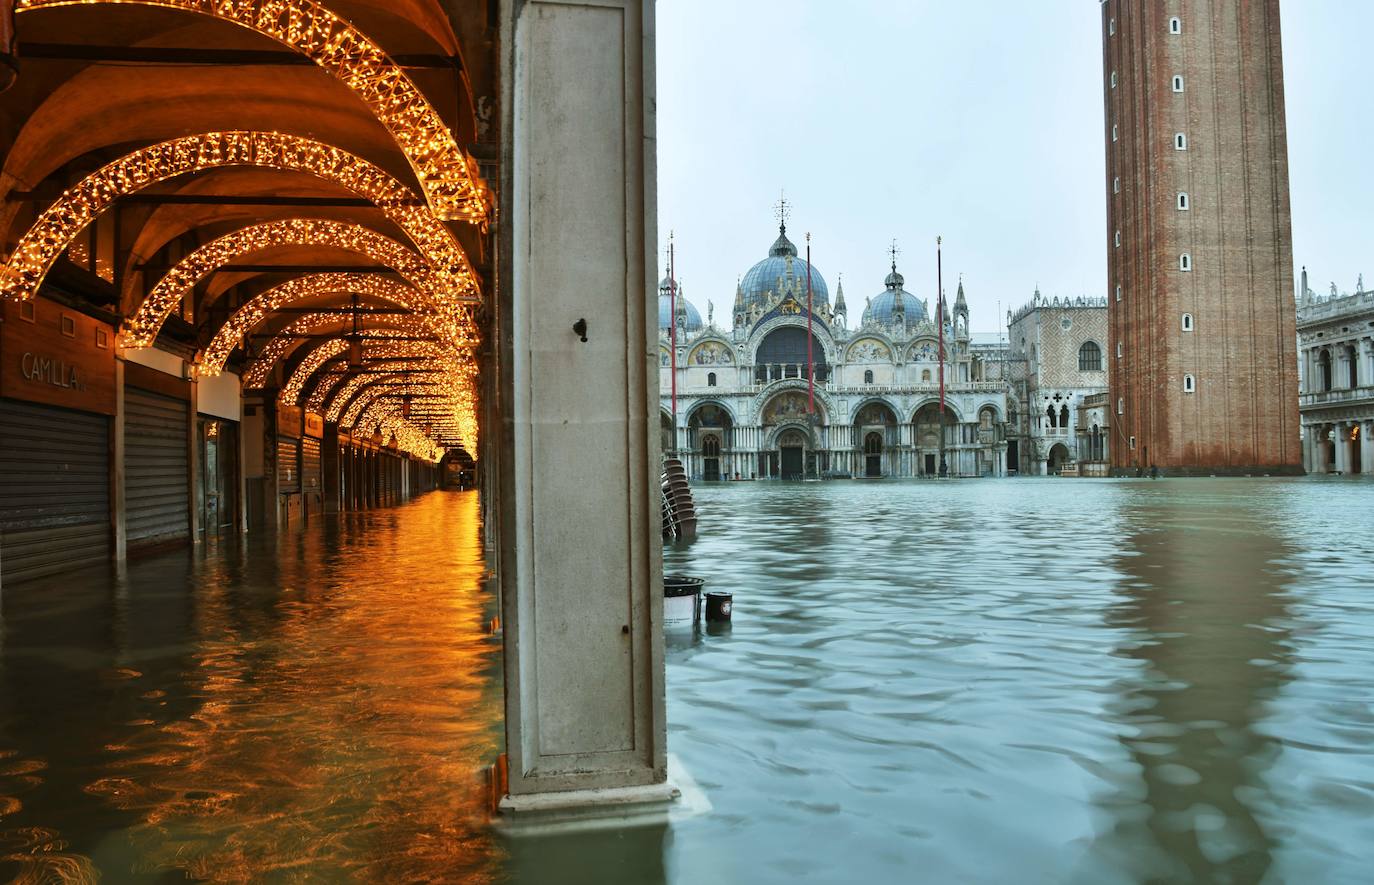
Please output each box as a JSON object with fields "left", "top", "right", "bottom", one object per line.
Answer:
{"left": 849, "top": 396, "right": 901, "bottom": 426}
{"left": 748, "top": 314, "right": 839, "bottom": 366}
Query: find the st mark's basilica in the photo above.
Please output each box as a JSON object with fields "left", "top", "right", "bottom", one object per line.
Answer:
{"left": 660, "top": 219, "right": 1013, "bottom": 480}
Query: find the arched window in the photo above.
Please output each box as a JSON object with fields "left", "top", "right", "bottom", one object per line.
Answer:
{"left": 1047, "top": 404, "right": 1057, "bottom": 429}
{"left": 1169, "top": 16, "right": 1182, "bottom": 34}
{"left": 707, "top": 372, "right": 717, "bottom": 387}
{"left": 702, "top": 435, "right": 721, "bottom": 457}
{"left": 1180, "top": 253, "right": 1192, "bottom": 272}
{"left": 1114, "top": 230, "right": 1121, "bottom": 248}
{"left": 1319, "top": 349, "right": 1332, "bottom": 392}
{"left": 864, "top": 432, "right": 883, "bottom": 456}
{"left": 1078, "top": 341, "right": 1103, "bottom": 371}
{"left": 1060, "top": 405, "right": 1070, "bottom": 428}
{"left": 979, "top": 408, "right": 994, "bottom": 430}
{"left": 1181, "top": 313, "right": 1194, "bottom": 331}
{"left": 1113, "top": 176, "right": 1120, "bottom": 194}
{"left": 1346, "top": 345, "right": 1359, "bottom": 388}
{"left": 1177, "top": 192, "right": 1190, "bottom": 210}
{"left": 1115, "top": 284, "right": 1122, "bottom": 302}
{"left": 1183, "top": 374, "right": 1196, "bottom": 393}
{"left": 863, "top": 369, "right": 874, "bottom": 385}
{"left": 921, "top": 369, "right": 932, "bottom": 382}
{"left": 756, "top": 326, "right": 829, "bottom": 382}
{"left": 1117, "top": 398, "right": 1125, "bottom": 416}
{"left": 1175, "top": 132, "right": 1187, "bottom": 150}
{"left": 1172, "top": 75, "right": 1185, "bottom": 92}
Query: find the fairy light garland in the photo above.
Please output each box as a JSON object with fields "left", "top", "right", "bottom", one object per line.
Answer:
{"left": 13, "top": 5, "right": 490, "bottom": 222}
{"left": 199, "top": 271, "right": 478, "bottom": 376}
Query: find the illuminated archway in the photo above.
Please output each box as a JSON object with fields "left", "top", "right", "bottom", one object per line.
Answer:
{"left": 244, "top": 317, "right": 424, "bottom": 388}
{"left": 0, "top": 132, "right": 481, "bottom": 315}
{"left": 125, "top": 218, "right": 461, "bottom": 347}
{"left": 15, "top": 0, "right": 490, "bottom": 222}
{"left": 200, "top": 271, "right": 478, "bottom": 375}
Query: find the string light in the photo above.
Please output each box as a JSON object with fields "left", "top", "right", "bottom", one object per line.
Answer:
{"left": 14, "top": 4, "right": 491, "bottom": 222}
{"left": 1, "top": 132, "right": 482, "bottom": 319}
{"left": 199, "top": 272, "right": 479, "bottom": 376}
{"left": 243, "top": 313, "right": 418, "bottom": 388}
{"left": 123, "top": 218, "right": 466, "bottom": 348}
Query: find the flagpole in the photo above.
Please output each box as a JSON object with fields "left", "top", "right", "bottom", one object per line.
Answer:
{"left": 937, "top": 236, "right": 947, "bottom": 477}
{"left": 669, "top": 234, "right": 678, "bottom": 453}
{"left": 806, "top": 233, "right": 815, "bottom": 416}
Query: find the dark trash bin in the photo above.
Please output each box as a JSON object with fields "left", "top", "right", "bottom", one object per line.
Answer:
{"left": 664, "top": 575, "right": 704, "bottom": 625}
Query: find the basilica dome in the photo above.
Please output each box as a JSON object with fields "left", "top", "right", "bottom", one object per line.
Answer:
{"left": 738, "top": 225, "right": 830, "bottom": 313}
{"left": 658, "top": 275, "right": 703, "bottom": 332}
{"left": 863, "top": 265, "right": 927, "bottom": 325}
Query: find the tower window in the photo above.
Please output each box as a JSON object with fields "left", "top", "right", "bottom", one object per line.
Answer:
{"left": 1115, "top": 284, "right": 1122, "bottom": 302}
{"left": 1111, "top": 71, "right": 1118, "bottom": 88}
{"left": 1175, "top": 133, "right": 1187, "bottom": 150}
{"left": 707, "top": 371, "right": 717, "bottom": 387}
{"left": 1116, "top": 341, "right": 1123, "bottom": 358}
{"left": 1182, "top": 313, "right": 1194, "bottom": 332}
{"left": 1172, "top": 75, "right": 1184, "bottom": 93}
{"left": 1115, "top": 231, "right": 1122, "bottom": 248}
{"left": 863, "top": 369, "right": 874, "bottom": 385}
{"left": 1109, "top": 18, "right": 1116, "bottom": 36}
{"left": 1183, "top": 374, "right": 1196, "bottom": 393}
{"left": 1129, "top": 435, "right": 1136, "bottom": 449}
{"left": 1180, "top": 253, "right": 1192, "bottom": 272}
{"left": 1169, "top": 17, "right": 1182, "bottom": 34}
{"left": 1117, "top": 398, "right": 1125, "bottom": 416}
{"left": 1112, "top": 124, "right": 1119, "bottom": 142}
{"left": 1177, "top": 192, "right": 1190, "bottom": 210}
{"left": 1113, "top": 176, "right": 1120, "bottom": 194}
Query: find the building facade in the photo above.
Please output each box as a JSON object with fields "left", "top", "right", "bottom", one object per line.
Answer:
{"left": 660, "top": 223, "right": 1009, "bottom": 480}
{"left": 1297, "top": 273, "right": 1374, "bottom": 474}
{"left": 1005, "top": 292, "right": 1111, "bottom": 475}
{"left": 1102, "top": 0, "right": 1302, "bottom": 474}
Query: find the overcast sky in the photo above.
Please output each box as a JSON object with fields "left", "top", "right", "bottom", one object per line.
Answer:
{"left": 656, "top": 1, "right": 1372, "bottom": 335}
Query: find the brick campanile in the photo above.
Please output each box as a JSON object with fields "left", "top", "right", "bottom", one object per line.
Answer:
{"left": 1102, "top": 0, "right": 1302, "bottom": 475}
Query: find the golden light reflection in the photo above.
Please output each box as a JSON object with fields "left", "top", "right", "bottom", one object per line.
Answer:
{"left": 78, "top": 493, "right": 504, "bottom": 880}
{"left": 14, "top": 4, "right": 491, "bottom": 222}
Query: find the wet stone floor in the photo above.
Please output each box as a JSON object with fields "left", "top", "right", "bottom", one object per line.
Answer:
{"left": 1, "top": 480, "right": 1373, "bottom": 883}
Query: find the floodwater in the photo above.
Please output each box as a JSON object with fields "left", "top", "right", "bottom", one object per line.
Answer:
{"left": 1, "top": 480, "right": 1373, "bottom": 883}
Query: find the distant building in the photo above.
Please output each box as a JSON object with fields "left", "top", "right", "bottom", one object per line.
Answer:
{"left": 1297, "top": 269, "right": 1373, "bottom": 474}
{"left": 660, "top": 221, "right": 1009, "bottom": 480}
{"left": 1005, "top": 292, "right": 1110, "bottom": 475}
{"left": 1103, "top": 0, "right": 1301, "bottom": 474}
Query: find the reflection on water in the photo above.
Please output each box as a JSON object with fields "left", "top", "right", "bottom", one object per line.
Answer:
{"left": 1, "top": 480, "right": 1373, "bottom": 883}
{"left": 0, "top": 492, "right": 503, "bottom": 882}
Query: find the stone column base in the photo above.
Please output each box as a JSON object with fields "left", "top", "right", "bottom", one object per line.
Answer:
{"left": 492, "top": 754, "right": 709, "bottom": 837}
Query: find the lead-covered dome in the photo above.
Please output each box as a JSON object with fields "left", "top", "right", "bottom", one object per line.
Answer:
{"left": 658, "top": 274, "right": 703, "bottom": 332}
{"left": 864, "top": 264, "right": 927, "bottom": 325}
{"left": 738, "top": 225, "right": 830, "bottom": 313}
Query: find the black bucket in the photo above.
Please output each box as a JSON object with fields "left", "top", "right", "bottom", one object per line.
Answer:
{"left": 664, "top": 575, "right": 705, "bottom": 625}
{"left": 705, "top": 590, "right": 732, "bottom": 622}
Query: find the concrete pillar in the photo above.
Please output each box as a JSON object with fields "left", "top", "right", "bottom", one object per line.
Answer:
{"left": 1334, "top": 422, "right": 1352, "bottom": 474}
{"left": 496, "top": 0, "right": 669, "bottom": 816}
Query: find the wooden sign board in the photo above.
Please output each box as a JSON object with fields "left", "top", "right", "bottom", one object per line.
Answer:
{"left": 304, "top": 411, "right": 325, "bottom": 439}
{"left": 0, "top": 298, "right": 116, "bottom": 414}
{"left": 276, "top": 403, "right": 303, "bottom": 438}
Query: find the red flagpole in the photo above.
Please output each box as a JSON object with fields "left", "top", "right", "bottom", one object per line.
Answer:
{"left": 806, "top": 232, "right": 815, "bottom": 415}
{"left": 937, "top": 236, "right": 946, "bottom": 476}
{"left": 669, "top": 236, "right": 678, "bottom": 447}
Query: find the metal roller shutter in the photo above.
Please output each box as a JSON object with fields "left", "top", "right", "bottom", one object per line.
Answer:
{"left": 277, "top": 438, "right": 300, "bottom": 494}
{"left": 0, "top": 398, "right": 111, "bottom": 582}
{"left": 301, "top": 437, "right": 322, "bottom": 519}
{"left": 125, "top": 387, "right": 190, "bottom": 550}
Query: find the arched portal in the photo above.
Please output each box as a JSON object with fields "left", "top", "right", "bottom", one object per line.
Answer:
{"left": 863, "top": 431, "right": 884, "bottom": 478}
{"left": 776, "top": 426, "right": 809, "bottom": 480}
{"left": 1048, "top": 443, "right": 1072, "bottom": 475}
{"left": 853, "top": 400, "right": 898, "bottom": 477}
{"left": 912, "top": 401, "right": 958, "bottom": 476}
{"left": 687, "top": 402, "right": 733, "bottom": 481}
{"left": 759, "top": 389, "right": 828, "bottom": 479}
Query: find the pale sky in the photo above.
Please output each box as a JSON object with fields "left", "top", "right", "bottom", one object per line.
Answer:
{"left": 656, "top": 1, "right": 1373, "bottom": 335}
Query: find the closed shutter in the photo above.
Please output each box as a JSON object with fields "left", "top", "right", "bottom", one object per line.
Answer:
{"left": 0, "top": 398, "right": 110, "bottom": 582}
{"left": 125, "top": 387, "right": 190, "bottom": 550}
{"left": 301, "top": 437, "right": 322, "bottom": 493}
{"left": 277, "top": 438, "right": 300, "bottom": 494}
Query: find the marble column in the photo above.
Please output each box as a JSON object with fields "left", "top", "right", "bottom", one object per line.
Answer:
{"left": 497, "top": 0, "right": 669, "bottom": 815}
{"left": 1334, "top": 423, "right": 1351, "bottom": 474}
{"left": 1363, "top": 421, "right": 1374, "bottom": 475}
{"left": 1302, "top": 425, "right": 1317, "bottom": 474}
